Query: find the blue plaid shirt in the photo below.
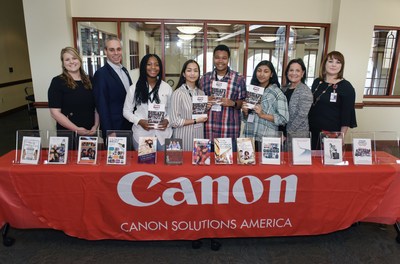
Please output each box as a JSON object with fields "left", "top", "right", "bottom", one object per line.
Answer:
{"left": 253, "top": 84, "right": 289, "bottom": 142}
{"left": 200, "top": 67, "right": 247, "bottom": 141}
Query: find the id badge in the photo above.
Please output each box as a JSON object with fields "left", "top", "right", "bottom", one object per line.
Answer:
{"left": 211, "top": 104, "right": 222, "bottom": 112}
{"left": 330, "top": 92, "right": 337, "bottom": 102}
{"left": 247, "top": 113, "right": 255, "bottom": 123}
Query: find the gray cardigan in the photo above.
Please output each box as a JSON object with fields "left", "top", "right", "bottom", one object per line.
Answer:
{"left": 282, "top": 82, "right": 313, "bottom": 136}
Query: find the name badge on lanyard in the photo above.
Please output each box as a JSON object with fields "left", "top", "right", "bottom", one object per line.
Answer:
{"left": 330, "top": 84, "right": 338, "bottom": 102}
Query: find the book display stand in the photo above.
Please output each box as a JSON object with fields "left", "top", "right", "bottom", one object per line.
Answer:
{"left": 287, "top": 132, "right": 312, "bottom": 166}
{"left": 320, "top": 131, "right": 347, "bottom": 166}
{"left": 373, "top": 131, "right": 400, "bottom": 164}
{"left": 45, "top": 130, "right": 75, "bottom": 165}
{"left": 15, "top": 130, "right": 45, "bottom": 164}
{"left": 106, "top": 130, "right": 133, "bottom": 165}
{"left": 260, "top": 131, "right": 283, "bottom": 165}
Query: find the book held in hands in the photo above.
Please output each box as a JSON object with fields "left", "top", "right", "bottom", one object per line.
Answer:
{"left": 192, "top": 138, "right": 211, "bottom": 165}
{"left": 107, "top": 136, "right": 127, "bottom": 165}
{"left": 211, "top": 81, "right": 227, "bottom": 104}
{"left": 148, "top": 103, "right": 165, "bottom": 129}
{"left": 237, "top": 138, "right": 256, "bottom": 165}
{"left": 245, "top": 85, "right": 264, "bottom": 109}
{"left": 214, "top": 138, "right": 233, "bottom": 165}
{"left": 20, "top": 136, "right": 41, "bottom": 164}
{"left": 77, "top": 136, "right": 98, "bottom": 164}
{"left": 138, "top": 136, "right": 157, "bottom": 164}
{"left": 165, "top": 138, "right": 183, "bottom": 165}
{"left": 48, "top": 136, "right": 68, "bottom": 164}
{"left": 192, "top": 95, "right": 208, "bottom": 119}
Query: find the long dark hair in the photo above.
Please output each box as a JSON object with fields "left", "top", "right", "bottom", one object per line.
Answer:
{"left": 176, "top": 59, "right": 201, "bottom": 89}
{"left": 251, "top": 60, "right": 280, "bottom": 88}
{"left": 134, "top": 54, "right": 163, "bottom": 105}
{"left": 285, "top": 58, "right": 307, "bottom": 84}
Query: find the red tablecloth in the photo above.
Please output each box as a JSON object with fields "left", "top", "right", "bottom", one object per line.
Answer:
{"left": 1, "top": 150, "right": 399, "bottom": 240}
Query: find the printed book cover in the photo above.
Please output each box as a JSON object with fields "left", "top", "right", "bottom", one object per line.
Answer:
{"left": 261, "top": 137, "right": 281, "bottom": 165}
{"left": 192, "top": 95, "right": 208, "bottom": 119}
{"left": 165, "top": 138, "right": 183, "bottom": 165}
{"left": 148, "top": 103, "right": 165, "bottom": 129}
{"left": 292, "top": 138, "right": 312, "bottom": 165}
{"left": 107, "top": 136, "right": 127, "bottom": 165}
{"left": 211, "top": 80, "right": 227, "bottom": 103}
{"left": 20, "top": 136, "right": 41, "bottom": 164}
{"left": 48, "top": 136, "right": 68, "bottom": 164}
{"left": 245, "top": 84, "right": 264, "bottom": 109}
{"left": 138, "top": 136, "right": 157, "bottom": 164}
{"left": 214, "top": 138, "right": 233, "bottom": 164}
{"left": 323, "top": 137, "right": 343, "bottom": 165}
{"left": 237, "top": 137, "right": 256, "bottom": 165}
{"left": 353, "top": 138, "right": 373, "bottom": 165}
{"left": 77, "top": 136, "right": 98, "bottom": 164}
{"left": 192, "top": 138, "right": 211, "bottom": 165}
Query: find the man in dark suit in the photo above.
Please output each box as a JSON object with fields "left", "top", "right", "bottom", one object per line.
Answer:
{"left": 93, "top": 37, "right": 133, "bottom": 139}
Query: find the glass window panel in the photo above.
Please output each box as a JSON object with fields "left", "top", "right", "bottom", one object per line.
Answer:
{"left": 364, "top": 29, "right": 396, "bottom": 96}
{"left": 288, "top": 26, "right": 325, "bottom": 87}
{"left": 120, "top": 22, "right": 162, "bottom": 83}
{"left": 206, "top": 24, "right": 246, "bottom": 76}
{"left": 247, "top": 25, "right": 284, "bottom": 85}
{"left": 164, "top": 23, "right": 204, "bottom": 89}
{"left": 78, "top": 22, "right": 118, "bottom": 77}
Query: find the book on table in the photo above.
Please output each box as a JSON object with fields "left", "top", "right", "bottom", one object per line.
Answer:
{"left": 237, "top": 137, "right": 256, "bottom": 165}
{"left": 352, "top": 138, "right": 372, "bottom": 165}
{"left": 164, "top": 138, "right": 183, "bottom": 165}
{"left": 20, "top": 136, "right": 41, "bottom": 164}
{"left": 292, "top": 138, "right": 312, "bottom": 165}
{"left": 106, "top": 136, "right": 127, "bottom": 165}
{"left": 138, "top": 136, "right": 157, "bottom": 164}
{"left": 48, "top": 136, "right": 68, "bottom": 164}
{"left": 214, "top": 138, "right": 233, "bottom": 164}
{"left": 77, "top": 136, "right": 98, "bottom": 164}
{"left": 261, "top": 137, "right": 281, "bottom": 165}
{"left": 192, "top": 138, "right": 211, "bottom": 165}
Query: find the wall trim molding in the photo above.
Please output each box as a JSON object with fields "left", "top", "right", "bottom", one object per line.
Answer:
{"left": 0, "top": 79, "right": 32, "bottom": 88}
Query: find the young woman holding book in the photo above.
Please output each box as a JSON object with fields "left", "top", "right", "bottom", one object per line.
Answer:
{"left": 241, "top": 60, "right": 289, "bottom": 150}
{"left": 170, "top": 59, "right": 211, "bottom": 151}
{"left": 123, "top": 54, "right": 173, "bottom": 150}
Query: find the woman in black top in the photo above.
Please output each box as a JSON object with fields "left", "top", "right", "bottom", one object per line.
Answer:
{"left": 308, "top": 51, "right": 357, "bottom": 150}
{"left": 48, "top": 47, "right": 99, "bottom": 135}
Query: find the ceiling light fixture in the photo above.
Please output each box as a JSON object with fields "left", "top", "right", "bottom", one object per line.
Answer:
{"left": 260, "top": 36, "right": 278, "bottom": 42}
{"left": 177, "top": 26, "right": 202, "bottom": 34}
{"left": 178, "top": 34, "right": 196, "bottom": 41}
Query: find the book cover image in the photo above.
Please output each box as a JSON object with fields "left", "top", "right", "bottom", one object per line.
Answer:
{"left": 323, "top": 137, "right": 343, "bottom": 165}
{"left": 292, "top": 138, "right": 312, "bottom": 165}
{"left": 192, "top": 138, "right": 211, "bottom": 165}
{"left": 261, "top": 137, "right": 281, "bottom": 165}
{"left": 48, "top": 136, "right": 68, "bottom": 164}
{"left": 165, "top": 138, "right": 183, "bottom": 165}
{"left": 77, "top": 136, "right": 98, "bottom": 164}
{"left": 353, "top": 138, "right": 372, "bottom": 165}
{"left": 192, "top": 95, "right": 208, "bottom": 119}
{"left": 148, "top": 103, "right": 165, "bottom": 129}
{"left": 211, "top": 81, "right": 228, "bottom": 103}
{"left": 138, "top": 137, "right": 157, "bottom": 164}
{"left": 107, "top": 136, "right": 127, "bottom": 165}
{"left": 245, "top": 84, "right": 264, "bottom": 109}
{"left": 214, "top": 138, "right": 233, "bottom": 164}
{"left": 20, "top": 136, "right": 41, "bottom": 164}
{"left": 237, "top": 137, "right": 256, "bottom": 165}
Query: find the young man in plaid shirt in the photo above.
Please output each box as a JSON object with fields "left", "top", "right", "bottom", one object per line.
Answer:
{"left": 199, "top": 44, "right": 247, "bottom": 151}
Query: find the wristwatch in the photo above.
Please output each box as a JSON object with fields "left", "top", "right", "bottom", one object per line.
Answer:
{"left": 193, "top": 119, "right": 197, "bottom": 124}
{"left": 233, "top": 101, "right": 237, "bottom": 108}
